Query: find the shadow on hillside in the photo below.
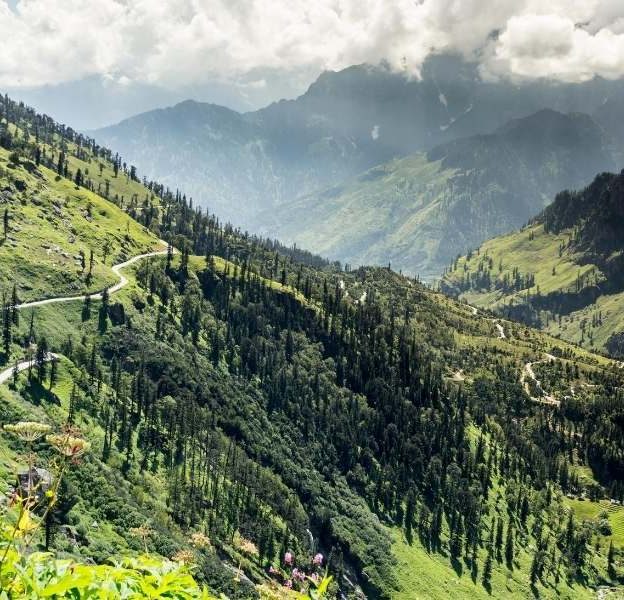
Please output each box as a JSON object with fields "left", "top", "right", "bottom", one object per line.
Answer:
{"left": 450, "top": 555, "right": 463, "bottom": 577}
{"left": 23, "top": 379, "right": 60, "bottom": 407}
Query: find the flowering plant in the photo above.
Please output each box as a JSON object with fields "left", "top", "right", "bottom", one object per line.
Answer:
{"left": 268, "top": 551, "right": 333, "bottom": 599}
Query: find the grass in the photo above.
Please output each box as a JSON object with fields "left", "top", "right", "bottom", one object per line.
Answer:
{"left": 391, "top": 527, "right": 593, "bottom": 600}
{"left": 566, "top": 498, "right": 624, "bottom": 548}
{"left": 443, "top": 222, "right": 624, "bottom": 354}
{"left": 0, "top": 148, "right": 160, "bottom": 302}
{"left": 264, "top": 153, "right": 457, "bottom": 278}
{"left": 448, "top": 223, "right": 599, "bottom": 303}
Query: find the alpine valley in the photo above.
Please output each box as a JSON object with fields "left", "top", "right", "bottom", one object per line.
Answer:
{"left": 1, "top": 35, "right": 624, "bottom": 600}
{"left": 93, "top": 55, "right": 624, "bottom": 278}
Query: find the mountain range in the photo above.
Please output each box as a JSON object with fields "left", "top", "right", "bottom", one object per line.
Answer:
{"left": 258, "top": 109, "right": 616, "bottom": 278}
{"left": 92, "top": 55, "right": 624, "bottom": 277}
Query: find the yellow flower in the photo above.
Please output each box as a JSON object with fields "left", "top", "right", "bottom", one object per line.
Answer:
{"left": 16, "top": 509, "right": 38, "bottom": 536}
{"left": 46, "top": 434, "right": 91, "bottom": 458}
{"left": 4, "top": 422, "right": 51, "bottom": 442}
{"left": 234, "top": 532, "right": 259, "bottom": 556}
{"left": 190, "top": 531, "right": 211, "bottom": 549}
{"left": 171, "top": 549, "right": 195, "bottom": 564}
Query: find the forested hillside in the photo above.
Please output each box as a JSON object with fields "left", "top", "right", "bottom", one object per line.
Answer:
{"left": 442, "top": 170, "right": 624, "bottom": 355}
{"left": 260, "top": 110, "right": 615, "bottom": 278}
{"left": 2, "top": 94, "right": 624, "bottom": 599}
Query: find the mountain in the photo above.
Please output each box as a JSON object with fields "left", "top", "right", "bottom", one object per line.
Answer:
{"left": 4, "top": 95, "right": 624, "bottom": 599}
{"left": 441, "top": 169, "right": 624, "bottom": 355}
{"left": 259, "top": 109, "right": 616, "bottom": 278}
{"left": 93, "top": 55, "right": 624, "bottom": 230}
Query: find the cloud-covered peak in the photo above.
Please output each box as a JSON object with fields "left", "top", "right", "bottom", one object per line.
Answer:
{"left": 1, "top": 0, "right": 623, "bottom": 90}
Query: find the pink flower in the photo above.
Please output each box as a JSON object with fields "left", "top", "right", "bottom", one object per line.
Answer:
{"left": 284, "top": 551, "right": 294, "bottom": 565}
{"left": 292, "top": 568, "right": 306, "bottom": 581}
{"left": 313, "top": 552, "right": 324, "bottom": 566}
{"left": 269, "top": 566, "right": 279, "bottom": 574}
{"left": 311, "top": 572, "right": 320, "bottom": 584}
{"left": 284, "top": 579, "right": 293, "bottom": 589}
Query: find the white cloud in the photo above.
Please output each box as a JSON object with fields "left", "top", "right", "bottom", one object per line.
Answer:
{"left": 483, "top": 13, "right": 624, "bottom": 81}
{"left": 0, "top": 0, "right": 623, "bottom": 89}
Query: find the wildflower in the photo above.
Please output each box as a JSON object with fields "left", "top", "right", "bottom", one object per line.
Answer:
{"left": 129, "top": 525, "right": 153, "bottom": 540}
{"left": 190, "top": 531, "right": 211, "bottom": 549}
{"left": 292, "top": 568, "right": 306, "bottom": 581}
{"left": 4, "top": 422, "right": 51, "bottom": 442}
{"left": 284, "top": 551, "right": 294, "bottom": 565}
{"left": 284, "top": 580, "right": 293, "bottom": 589}
{"left": 46, "top": 434, "right": 90, "bottom": 458}
{"left": 313, "top": 552, "right": 324, "bottom": 566}
{"left": 269, "top": 565, "right": 279, "bottom": 574}
{"left": 310, "top": 572, "right": 320, "bottom": 584}
{"left": 234, "top": 532, "right": 259, "bottom": 556}
{"left": 171, "top": 549, "right": 195, "bottom": 563}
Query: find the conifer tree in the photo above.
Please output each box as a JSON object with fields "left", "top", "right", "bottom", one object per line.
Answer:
{"left": 505, "top": 524, "right": 514, "bottom": 569}
{"left": 482, "top": 548, "right": 493, "bottom": 589}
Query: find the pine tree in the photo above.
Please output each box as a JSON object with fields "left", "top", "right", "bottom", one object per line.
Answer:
{"left": 49, "top": 357, "right": 58, "bottom": 391}
{"left": 608, "top": 540, "right": 616, "bottom": 579}
{"left": 82, "top": 294, "right": 91, "bottom": 322}
{"left": 11, "top": 284, "right": 18, "bottom": 326}
{"left": 2, "top": 298, "right": 11, "bottom": 361}
{"left": 505, "top": 524, "right": 514, "bottom": 569}
{"left": 28, "top": 311, "right": 35, "bottom": 344}
{"left": 68, "top": 383, "right": 78, "bottom": 424}
{"left": 495, "top": 518, "right": 504, "bottom": 561}
{"left": 35, "top": 337, "right": 49, "bottom": 382}
{"left": 11, "top": 360, "right": 18, "bottom": 387}
{"left": 404, "top": 490, "right": 416, "bottom": 544}
{"left": 99, "top": 288, "right": 109, "bottom": 333}
{"left": 482, "top": 548, "right": 493, "bottom": 588}
{"left": 530, "top": 551, "right": 542, "bottom": 585}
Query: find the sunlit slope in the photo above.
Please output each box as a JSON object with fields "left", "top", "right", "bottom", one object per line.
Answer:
{"left": 0, "top": 147, "right": 160, "bottom": 301}
{"left": 442, "top": 170, "right": 624, "bottom": 355}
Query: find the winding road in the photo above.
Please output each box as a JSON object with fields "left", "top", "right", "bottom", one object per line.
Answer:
{"left": 0, "top": 242, "right": 172, "bottom": 385}
{"left": 466, "top": 304, "right": 505, "bottom": 338}
{"left": 520, "top": 353, "right": 560, "bottom": 406}
{"left": 466, "top": 304, "right": 561, "bottom": 405}
{"left": 15, "top": 242, "right": 170, "bottom": 310}
{"left": 0, "top": 352, "right": 60, "bottom": 385}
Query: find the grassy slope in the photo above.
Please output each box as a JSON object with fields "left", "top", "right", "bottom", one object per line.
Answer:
{"left": 392, "top": 529, "right": 593, "bottom": 600}
{"left": 0, "top": 254, "right": 289, "bottom": 588}
{"left": 10, "top": 243, "right": 624, "bottom": 597}
{"left": 443, "top": 221, "right": 623, "bottom": 353}
{"left": 6, "top": 259, "right": 624, "bottom": 597}
{"left": 0, "top": 147, "right": 159, "bottom": 302}
{"left": 261, "top": 154, "right": 456, "bottom": 277}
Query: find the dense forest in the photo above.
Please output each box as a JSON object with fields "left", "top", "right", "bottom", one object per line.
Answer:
{"left": 2, "top": 94, "right": 624, "bottom": 598}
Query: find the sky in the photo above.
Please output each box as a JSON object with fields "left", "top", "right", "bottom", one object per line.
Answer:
{"left": 2, "top": 0, "right": 624, "bottom": 129}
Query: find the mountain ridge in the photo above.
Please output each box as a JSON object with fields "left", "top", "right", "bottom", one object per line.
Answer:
{"left": 92, "top": 54, "right": 624, "bottom": 231}
{"left": 441, "top": 169, "right": 624, "bottom": 354}
{"left": 6, "top": 91, "right": 624, "bottom": 598}
{"left": 259, "top": 108, "right": 616, "bottom": 278}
